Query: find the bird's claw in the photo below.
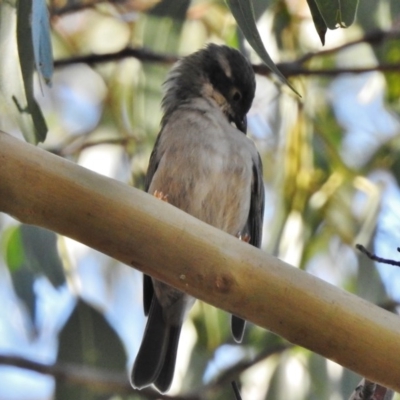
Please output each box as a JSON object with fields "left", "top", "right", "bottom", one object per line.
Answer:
{"left": 237, "top": 233, "right": 250, "bottom": 243}
{"left": 153, "top": 190, "right": 169, "bottom": 202}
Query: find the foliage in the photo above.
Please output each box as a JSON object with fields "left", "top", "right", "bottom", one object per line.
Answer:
{"left": 0, "top": 0, "right": 400, "bottom": 399}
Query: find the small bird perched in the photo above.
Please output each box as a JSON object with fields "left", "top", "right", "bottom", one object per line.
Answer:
{"left": 130, "top": 44, "right": 264, "bottom": 393}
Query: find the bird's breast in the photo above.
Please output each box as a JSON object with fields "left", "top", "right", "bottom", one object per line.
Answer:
{"left": 148, "top": 110, "right": 254, "bottom": 236}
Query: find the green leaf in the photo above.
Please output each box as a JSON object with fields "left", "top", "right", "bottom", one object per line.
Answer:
{"left": 11, "top": 268, "right": 37, "bottom": 330}
{"left": 306, "top": 0, "right": 327, "bottom": 45}
{"left": 3, "top": 226, "right": 25, "bottom": 272}
{"left": 149, "top": 0, "right": 190, "bottom": 20}
{"left": 339, "top": 0, "right": 359, "bottom": 27}
{"left": 20, "top": 225, "right": 66, "bottom": 287}
{"left": 3, "top": 226, "right": 36, "bottom": 327}
{"left": 0, "top": 1, "right": 44, "bottom": 143}
{"left": 4, "top": 225, "right": 65, "bottom": 286}
{"left": 16, "top": 0, "right": 48, "bottom": 143}
{"left": 313, "top": 0, "right": 359, "bottom": 29}
{"left": 56, "top": 300, "right": 127, "bottom": 400}
{"left": 32, "top": 0, "right": 54, "bottom": 86}
{"left": 226, "top": 0, "right": 300, "bottom": 96}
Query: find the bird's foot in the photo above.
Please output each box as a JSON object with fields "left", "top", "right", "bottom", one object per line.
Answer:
{"left": 153, "top": 190, "right": 169, "bottom": 202}
{"left": 237, "top": 233, "right": 250, "bottom": 243}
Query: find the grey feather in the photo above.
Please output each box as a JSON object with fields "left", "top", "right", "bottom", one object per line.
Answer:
{"left": 131, "top": 44, "right": 264, "bottom": 392}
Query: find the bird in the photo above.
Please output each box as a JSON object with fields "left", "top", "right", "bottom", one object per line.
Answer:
{"left": 130, "top": 43, "right": 265, "bottom": 393}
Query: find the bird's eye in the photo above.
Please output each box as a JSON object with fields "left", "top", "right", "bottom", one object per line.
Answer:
{"left": 232, "top": 90, "right": 242, "bottom": 102}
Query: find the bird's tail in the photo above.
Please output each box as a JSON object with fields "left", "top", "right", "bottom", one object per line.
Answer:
{"left": 130, "top": 296, "right": 182, "bottom": 393}
{"left": 231, "top": 315, "right": 246, "bottom": 343}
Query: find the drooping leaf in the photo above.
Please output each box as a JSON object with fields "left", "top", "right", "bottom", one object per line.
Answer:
{"left": 56, "top": 300, "right": 127, "bottom": 400}
{"left": 226, "top": 0, "right": 300, "bottom": 96}
{"left": 3, "top": 225, "right": 66, "bottom": 325}
{"left": 306, "top": 0, "right": 327, "bottom": 45}
{"left": 11, "top": 267, "right": 37, "bottom": 330}
{"left": 313, "top": 0, "right": 359, "bottom": 29}
{"left": 4, "top": 225, "right": 65, "bottom": 286}
{"left": 32, "top": 0, "right": 54, "bottom": 86}
{"left": 0, "top": 1, "right": 43, "bottom": 143}
{"left": 16, "top": 0, "right": 48, "bottom": 143}
{"left": 339, "top": 0, "right": 359, "bottom": 27}
{"left": 149, "top": 0, "right": 190, "bottom": 20}
{"left": 390, "top": 0, "right": 400, "bottom": 23}
{"left": 3, "top": 225, "right": 36, "bottom": 326}
{"left": 4, "top": 225, "right": 25, "bottom": 273}
{"left": 20, "top": 225, "right": 65, "bottom": 287}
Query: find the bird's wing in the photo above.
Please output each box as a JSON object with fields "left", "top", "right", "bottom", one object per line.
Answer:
{"left": 232, "top": 152, "right": 265, "bottom": 342}
{"left": 145, "top": 131, "right": 163, "bottom": 192}
{"left": 248, "top": 152, "right": 265, "bottom": 249}
{"left": 142, "top": 130, "right": 164, "bottom": 316}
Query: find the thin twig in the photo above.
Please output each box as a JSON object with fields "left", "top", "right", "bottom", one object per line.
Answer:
{"left": 195, "top": 343, "right": 291, "bottom": 394}
{"left": 356, "top": 244, "right": 400, "bottom": 267}
{"left": 54, "top": 46, "right": 400, "bottom": 77}
{"left": 258, "top": 62, "right": 400, "bottom": 77}
{"left": 0, "top": 354, "right": 194, "bottom": 399}
{"left": 54, "top": 43, "right": 400, "bottom": 77}
{"left": 0, "top": 346, "right": 289, "bottom": 399}
{"left": 47, "top": 136, "right": 137, "bottom": 157}
{"left": 231, "top": 381, "right": 242, "bottom": 400}
{"left": 54, "top": 47, "right": 178, "bottom": 68}
{"left": 298, "top": 29, "right": 400, "bottom": 64}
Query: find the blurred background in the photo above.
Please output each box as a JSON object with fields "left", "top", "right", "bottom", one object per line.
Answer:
{"left": 1, "top": 0, "right": 400, "bottom": 399}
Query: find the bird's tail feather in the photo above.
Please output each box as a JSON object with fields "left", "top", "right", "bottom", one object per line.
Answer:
{"left": 231, "top": 315, "right": 246, "bottom": 343}
{"left": 154, "top": 324, "right": 182, "bottom": 392}
{"left": 131, "top": 296, "right": 170, "bottom": 389}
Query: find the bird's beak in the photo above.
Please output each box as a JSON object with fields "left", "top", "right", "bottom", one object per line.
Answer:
{"left": 234, "top": 115, "right": 247, "bottom": 134}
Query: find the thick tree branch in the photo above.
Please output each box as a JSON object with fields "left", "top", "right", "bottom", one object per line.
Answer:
{"left": 1, "top": 131, "right": 400, "bottom": 391}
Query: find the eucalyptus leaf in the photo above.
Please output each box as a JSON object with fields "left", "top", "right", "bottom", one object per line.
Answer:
{"left": 226, "top": 0, "right": 300, "bottom": 96}
{"left": 20, "top": 225, "right": 66, "bottom": 287}
{"left": 11, "top": 268, "right": 37, "bottom": 330}
{"left": 307, "top": 0, "right": 327, "bottom": 45}
{"left": 339, "top": 0, "right": 359, "bottom": 27}
{"left": 4, "top": 224, "right": 66, "bottom": 287}
{"left": 4, "top": 226, "right": 25, "bottom": 273}
{"left": 4, "top": 226, "right": 36, "bottom": 327}
{"left": 56, "top": 300, "right": 126, "bottom": 400}
{"left": 149, "top": 0, "right": 190, "bottom": 20}
{"left": 16, "top": 0, "right": 48, "bottom": 143}
{"left": 32, "top": 0, "right": 54, "bottom": 86}
{"left": 313, "top": 0, "right": 359, "bottom": 29}
{"left": 0, "top": 1, "right": 43, "bottom": 143}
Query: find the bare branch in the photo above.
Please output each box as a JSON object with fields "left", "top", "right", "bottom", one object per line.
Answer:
{"left": 54, "top": 47, "right": 178, "bottom": 68}
{"left": 53, "top": 29, "right": 400, "bottom": 78}
{"left": 356, "top": 244, "right": 400, "bottom": 267}
{"left": 204, "top": 343, "right": 291, "bottom": 388}
{"left": 0, "top": 346, "right": 288, "bottom": 399}
{"left": 0, "top": 354, "right": 168, "bottom": 399}
{"left": 298, "top": 29, "right": 400, "bottom": 64}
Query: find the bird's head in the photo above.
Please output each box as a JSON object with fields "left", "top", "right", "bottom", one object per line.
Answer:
{"left": 162, "top": 44, "right": 256, "bottom": 133}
